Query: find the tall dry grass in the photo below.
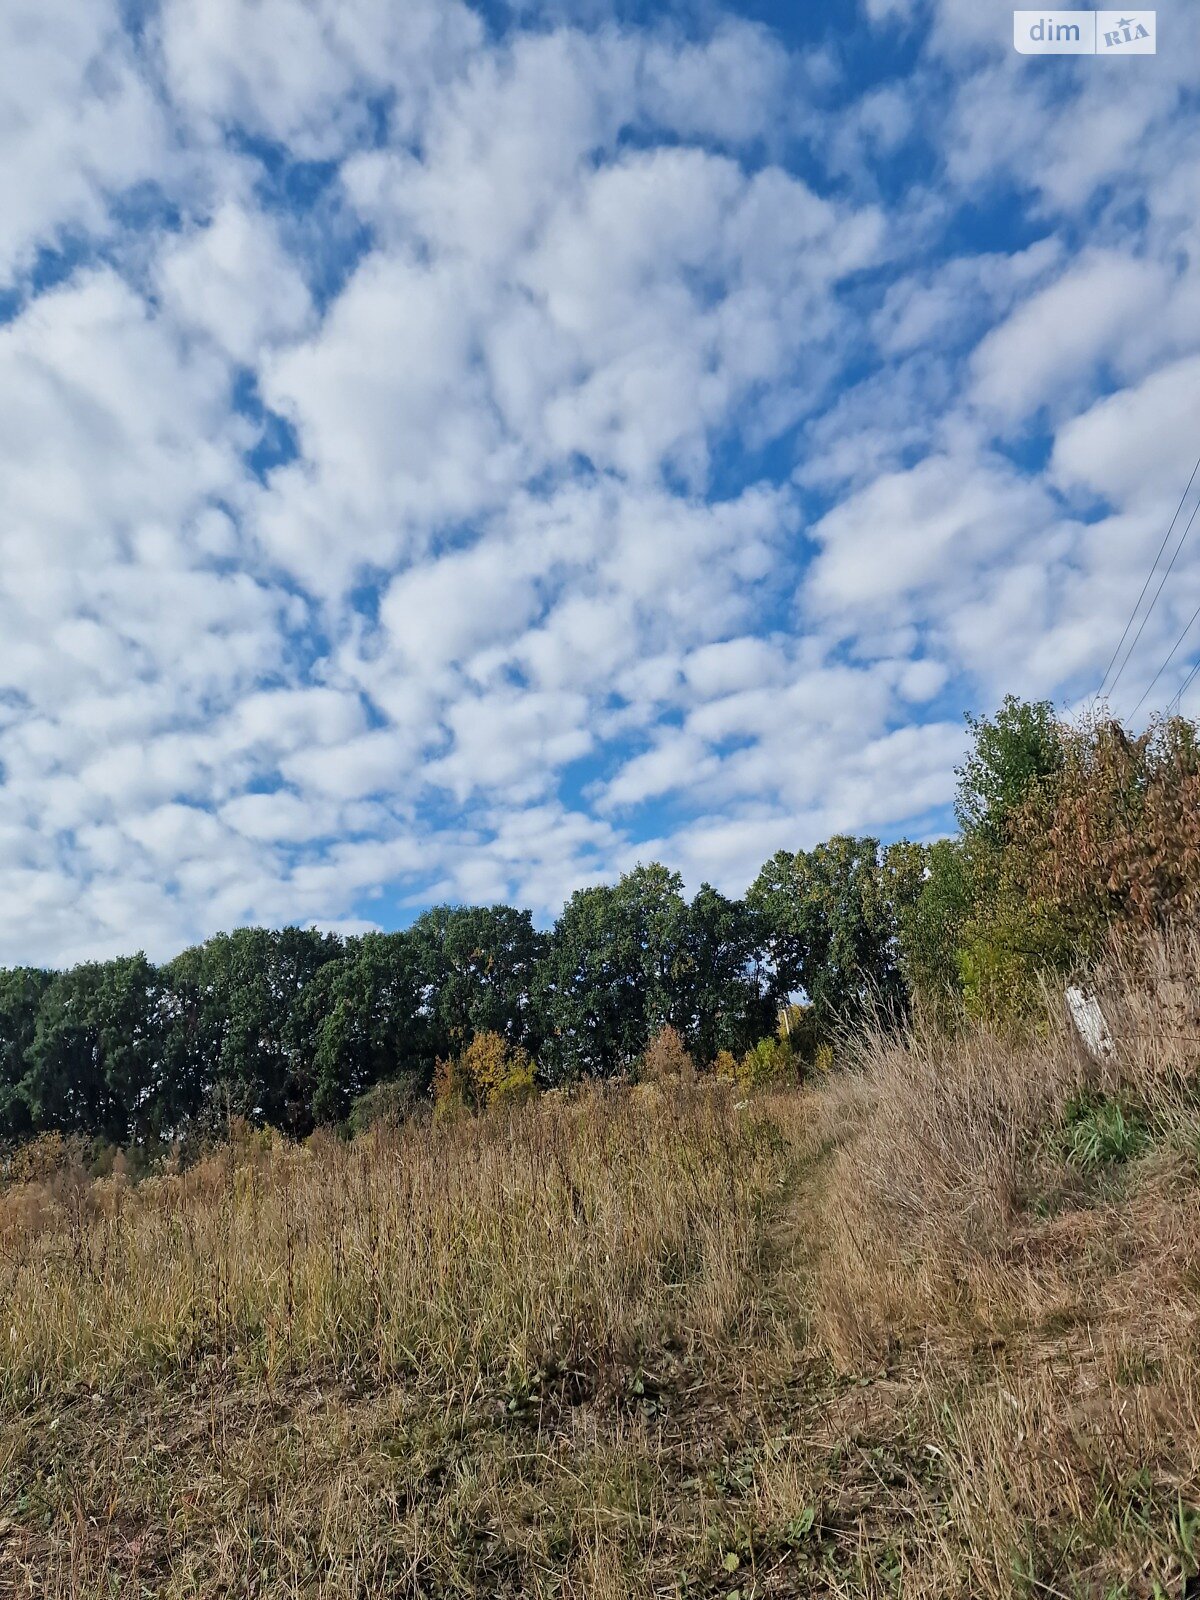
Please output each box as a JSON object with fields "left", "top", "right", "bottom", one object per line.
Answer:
{"left": 0, "top": 1083, "right": 796, "bottom": 1404}
{"left": 813, "top": 931, "right": 1200, "bottom": 1361}
{"left": 807, "top": 929, "right": 1200, "bottom": 1597}
{"left": 0, "top": 1083, "right": 816, "bottom": 1598}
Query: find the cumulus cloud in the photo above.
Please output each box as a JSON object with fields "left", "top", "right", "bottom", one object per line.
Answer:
{"left": 1, "top": 0, "right": 1198, "bottom": 962}
{"left": 971, "top": 252, "right": 1173, "bottom": 420}
{"left": 807, "top": 452, "right": 1056, "bottom": 616}
{"left": 155, "top": 203, "right": 314, "bottom": 362}
{"left": 155, "top": 0, "right": 484, "bottom": 157}
{"left": 0, "top": 0, "right": 168, "bottom": 284}
{"left": 1052, "top": 354, "right": 1200, "bottom": 510}
{"left": 255, "top": 127, "right": 881, "bottom": 589}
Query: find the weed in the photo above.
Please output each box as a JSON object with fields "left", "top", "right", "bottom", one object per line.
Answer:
{"left": 1062, "top": 1094, "right": 1148, "bottom": 1171}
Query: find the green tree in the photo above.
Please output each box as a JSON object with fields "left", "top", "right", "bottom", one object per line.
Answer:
{"left": 538, "top": 863, "right": 692, "bottom": 1080}
{"left": 289, "top": 931, "right": 430, "bottom": 1124}
{"left": 0, "top": 968, "right": 53, "bottom": 1141}
{"left": 409, "top": 905, "right": 545, "bottom": 1059}
{"left": 885, "top": 838, "right": 973, "bottom": 1019}
{"left": 164, "top": 926, "right": 342, "bottom": 1134}
{"left": 955, "top": 695, "right": 1063, "bottom": 847}
{"left": 747, "top": 836, "right": 905, "bottom": 1035}
{"left": 949, "top": 698, "right": 1068, "bottom": 1023}
{"left": 679, "top": 883, "right": 774, "bottom": 1062}
{"left": 27, "top": 956, "right": 165, "bottom": 1144}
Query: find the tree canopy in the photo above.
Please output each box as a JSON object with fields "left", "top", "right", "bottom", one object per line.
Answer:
{"left": 0, "top": 700, "right": 1194, "bottom": 1150}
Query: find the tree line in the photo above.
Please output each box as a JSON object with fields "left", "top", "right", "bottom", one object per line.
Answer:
{"left": 2, "top": 699, "right": 1197, "bottom": 1151}
{"left": 0, "top": 861, "right": 890, "bottom": 1148}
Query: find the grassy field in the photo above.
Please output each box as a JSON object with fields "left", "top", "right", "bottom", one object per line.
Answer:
{"left": 2, "top": 945, "right": 1199, "bottom": 1597}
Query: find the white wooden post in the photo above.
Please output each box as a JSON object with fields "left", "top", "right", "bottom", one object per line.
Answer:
{"left": 1065, "top": 985, "right": 1115, "bottom": 1065}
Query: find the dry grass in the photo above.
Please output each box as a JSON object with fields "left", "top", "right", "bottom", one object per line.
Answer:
{"left": 0, "top": 1084, "right": 813, "bottom": 1597}
{"left": 0, "top": 1085, "right": 807, "bottom": 1402}
{"left": 810, "top": 930, "right": 1200, "bottom": 1597}
{"left": 2, "top": 939, "right": 1200, "bottom": 1596}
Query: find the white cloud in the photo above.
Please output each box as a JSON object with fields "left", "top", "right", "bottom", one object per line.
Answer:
{"left": 874, "top": 237, "right": 1061, "bottom": 358}
{"left": 0, "top": 0, "right": 167, "bottom": 283}
{"left": 425, "top": 689, "right": 593, "bottom": 803}
{"left": 156, "top": 0, "right": 483, "bottom": 158}
{"left": 807, "top": 451, "right": 1054, "bottom": 615}
{"left": 220, "top": 790, "right": 343, "bottom": 844}
{"left": 971, "top": 252, "right": 1172, "bottom": 419}
{"left": 684, "top": 638, "right": 788, "bottom": 699}
{"left": 632, "top": 715, "right": 965, "bottom": 899}
{"left": 0, "top": 269, "right": 236, "bottom": 562}
{"left": 280, "top": 728, "right": 424, "bottom": 802}
{"left": 379, "top": 540, "right": 543, "bottom": 677}
{"left": 1051, "top": 353, "right": 1200, "bottom": 510}
{"left": 156, "top": 202, "right": 313, "bottom": 362}
{"left": 933, "top": 4, "right": 1200, "bottom": 216}
{"left": 0, "top": 0, "right": 1196, "bottom": 964}
{"left": 602, "top": 730, "right": 716, "bottom": 811}
{"left": 256, "top": 122, "right": 879, "bottom": 591}
{"left": 255, "top": 251, "right": 521, "bottom": 587}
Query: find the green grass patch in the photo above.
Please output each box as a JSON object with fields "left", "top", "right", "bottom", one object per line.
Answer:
{"left": 1061, "top": 1095, "right": 1149, "bottom": 1173}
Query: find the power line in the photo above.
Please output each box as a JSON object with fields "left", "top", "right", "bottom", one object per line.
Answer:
{"left": 1100, "top": 448, "right": 1200, "bottom": 704}
{"left": 1104, "top": 466, "right": 1200, "bottom": 705}
{"left": 1169, "top": 654, "right": 1200, "bottom": 715}
{"left": 1132, "top": 582, "right": 1200, "bottom": 720}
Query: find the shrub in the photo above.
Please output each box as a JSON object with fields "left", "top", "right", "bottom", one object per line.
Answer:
{"left": 487, "top": 1055, "right": 538, "bottom": 1110}
{"left": 959, "top": 712, "right": 1200, "bottom": 1029}
{"left": 713, "top": 1048, "right": 739, "bottom": 1083}
{"left": 735, "top": 1034, "right": 796, "bottom": 1091}
{"left": 956, "top": 916, "right": 1049, "bottom": 1028}
{"left": 434, "top": 1031, "right": 540, "bottom": 1113}
{"left": 5, "top": 1132, "right": 89, "bottom": 1185}
{"left": 638, "top": 1025, "right": 695, "bottom": 1085}
{"left": 348, "top": 1073, "right": 426, "bottom": 1136}
{"left": 1019, "top": 714, "right": 1200, "bottom": 949}
{"left": 432, "top": 1051, "right": 469, "bottom": 1116}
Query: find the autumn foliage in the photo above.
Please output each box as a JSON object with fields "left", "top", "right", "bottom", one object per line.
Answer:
{"left": 637, "top": 1024, "right": 695, "bottom": 1085}
{"left": 433, "top": 1030, "right": 538, "bottom": 1113}
{"left": 897, "top": 702, "right": 1200, "bottom": 1025}
{"left": 1011, "top": 712, "right": 1200, "bottom": 948}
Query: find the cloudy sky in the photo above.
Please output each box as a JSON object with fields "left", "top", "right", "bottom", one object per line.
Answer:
{"left": 2, "top": 0, "right": 1198, "bottom": 964}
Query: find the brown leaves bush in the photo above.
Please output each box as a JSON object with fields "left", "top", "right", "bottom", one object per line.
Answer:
{"left": 637, "top": 1024, "right": 695, "bottom": 1085}
{"left": 1010, "top": 712, "right": 1200, "bottom": 955}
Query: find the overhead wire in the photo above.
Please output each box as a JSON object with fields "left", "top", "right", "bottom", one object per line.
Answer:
{"left": 1125, "top": 494, "right": 1200, "bottom": 718}
{"left": 1106, "top": 471, "right": 1200, "bottom": 707}
{"left": 1095, "top": 447, "right": 1200, "bottom": 703}
{"left": 1168, "top": 654, "right": 1200, "bottom": 714}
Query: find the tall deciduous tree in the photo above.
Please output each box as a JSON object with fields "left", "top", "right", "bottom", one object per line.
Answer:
{"left": 679, "top": 883, "right": 775, "bottom": 1061}
{"left": 0, "top": 967, "right": 53, "bottom": 1141}
{"left": 27, "top": 956, "right": 164, "bottom": 1144}
{"left": 748, "top": 836, "right": 905, "bottom": 1034}
{"left": 164, "top": 927, "right": 342, "bottom": 1134}
{"left": 409, "top": 904, "right": 545, "bottom": 1059}
{"left": 956, "top": 695, "right": 1063, "bottom": 847}
{"left": 538, "top": 863, "right": 693, "bottom": 1080}
{"left": 289, "top": 931, "right": 430, "bottom": 1124}
{"left": 884, "top": 838, "right": 973, "bottom": 1020}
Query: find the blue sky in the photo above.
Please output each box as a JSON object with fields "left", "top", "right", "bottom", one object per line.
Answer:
{"left": 1, "top": 0, "right": 1198, "bottom": 963}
